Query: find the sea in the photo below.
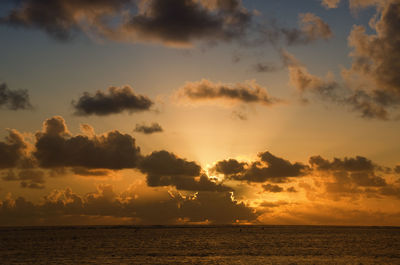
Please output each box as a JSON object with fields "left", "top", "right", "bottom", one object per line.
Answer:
{"left": 0, "top": 226, "right": 399, "bottom": 264}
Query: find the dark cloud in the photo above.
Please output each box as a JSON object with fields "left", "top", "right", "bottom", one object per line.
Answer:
{"left": 262, "top": 184, "right": 284, "bottom": 193}
{"left": 2, "top": 169, "right": 45, "bottom": 189}
{"left": 0, "top": 129, "right": 28, "bottom": 169}
{"left": 0, "top": 0, "right": 252, "bottom": 46}
{"left": 309, "top": 155, "right": 375, "bottom": 172}
{"left": 0, "top": 0, "right": 131, "bottom": 41}
{"left": 395, "top": 166, "right": 400, "bottom": 174}
{"left": 34, "top": 116, "right": 141, "bottom": 169}
{"left": 124, "top": 0, "right": 251, "bottom": 46}
{"left": 310, "top": 156, "right": 387, "bottom": 192}
{"left": 176, "top": 79, "right": 280, "bottom": 106}
{"left": 0, "top": 83, "right": 32, "bottom": 110}
{"left": 213, "top": 159, "right": 246, "bottom": 175}
{"left": 286, "top": 186, "right": 297, "bottom": 193}
{"left": 0, "top": 185, "right": 258, "bottom": 225}
{"left": 251, "top": 63, "right": 279, "bottom": 73}
{"left": 72, "top": 86, "right": 153, "bottom": 116}
{"left": 139, "top": 150, "right": 230, "bottom": 192}
{"left": 134, "top": 123, "right": 163, "bottom": 134}
{"left": 71, "top": 167, "right": 112, "bottom": 177}
{"left": 213, "top": 151, "right": 308, "bottom": 183}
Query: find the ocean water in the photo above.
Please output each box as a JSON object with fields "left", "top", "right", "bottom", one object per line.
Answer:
{"left": 0, "top": 226, "right": 399, "bottom": 264}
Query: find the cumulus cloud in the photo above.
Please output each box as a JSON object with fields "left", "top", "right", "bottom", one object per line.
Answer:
{"left": 134, "top": 123, "right": 163, "bottom": 134}
{"left": 72, "top": 85, "right": 154, "bottom": 116}
{"left": 123, "top": 0, "right": 252, "bottom": 46}
{"left": 308, "top": 155, "right": 400, "bottom": 200}
{"left": 139, "top": 150, "right": 231, "bottom": 192}
{"left": 0, "top": 0, "right": 253, "bottom": 47}
{"left": 0, "top": 83, "right": 32, "bottom": 111}
{"left": 0, "top": 129, "right": 29, "bottom": 169}
{"left": 282, "top": 49, "right": 391, "bottom": 119}
{"left": 176, "top": 79, "right": 280, "bottom": 107}
{"left": 342, "top": 0, "right": 400, "bottom": 118}
{"left": 262, "top": 184, "right": 284, "bottom": 193}
{"left": 34, "top": 116, "right": 141, "bottom": 169}
{"left": 0, "top": 185, "right": 257, "bottom": 225}
{"left": 213, "top": 151, "right": 309, "bottom": 183}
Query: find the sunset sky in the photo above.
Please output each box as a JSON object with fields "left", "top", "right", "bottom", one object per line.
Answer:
{"left": 1, "top": 0, "right": 400, "bottom": 226}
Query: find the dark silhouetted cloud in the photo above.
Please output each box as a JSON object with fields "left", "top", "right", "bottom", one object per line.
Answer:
{"left": 213, "top": 151, "right": 309, "bottom": 183}
{"left": 213, "top": 159, "right": 246, "bottom": 175}
{"left": 0, "top": 0, "right": 253, "bottom": 47}
{"left": 34, "top": 116, "right": 141, "bottom": 169}
{"left": 262, "top": 184, "right": 284, "bottom": 193}
{"left": 139, "top": 150, "right": 231, "bottom": 192}
{"left": 309, "top": 155, "right": 375, "bottom": 172}
{"left": 176, "top": 79, "right": 280, "bottom": 106}
{"left": 0, "top": 129, "right": 29, "bottom": 169}
{"left": 310, "top": 155, "right": 388, "bottom": 197}
{"left": 134, "top": 123, "right": 163, "bottom": 134}
{"left": 71, "top": 167, "right": 112, "bottom": 177}
{"left": 72, "top": 86, "right": 154, "bottom": 116}
{"left": 124, "top": 0, "right": 252, "bottom": 46}
{"left": 0, "top": 83, "right": 32, "bottom": 110}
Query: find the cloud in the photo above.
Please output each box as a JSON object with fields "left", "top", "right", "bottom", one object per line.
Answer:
{"left": 71, "top": 167, "right": 113, "bottom": 177}
{"left": 341, "top": 0, "right": 400, "bottom": 118}
{"left": 0, "top": 0, "right": 132, "bottom": 41}
{"left": 123, "top": 0, "right": 252, "bottom": 47}
{"left": 262, "top": 184, "right": 284, "bottom": 193}
{"left": 34, "top": 116, "right": 141, "bottom": 169}
{"left": 251, "top": 63, "right": 279, "bottom": 73}
{"left": 309, "top": 155, "right": 375, "bottom": 172}
{"left": 282, "top": 49, "right": 391, "bottom": 119}
{"left": 139, "top": 150, "right": 231, "bottom": 192}
{"left": 213, "top": 159, "right": 247, "bottom": 175}
{"left": 0, "top": 129, "right": 29, "bottom": 169}
{"left": 310, "top": 155, "right": 387, "bottom": 188}
{"left": 0, "top": 0, "right": 252, "bottom": 47}
{"left": 2, "top": 169, "right": 45, "bottom": 189}
{"left": 281, "top": 50, "right": 340, "bottom": 101}
{"left": 281, "top": 13, "right": 333, "bottom": 45}
{"left": 176, "top": 79, "right": 280, "bottom": 107}
{"left": 321, "top": 0, "right": 341, "bottom": 9}
{"left": 0, "top": 185, "right": 258, "bottom": 225}
{"left": 72, "top": 85, "right": 154, "bottom": 116}
{"left": 213, "top": 151, "right": 309, "bottom": 183}
{"left": 0, "top": 83, "right": 32, "bottom": 111}
{"left": 134, "top": 123, "right": 163, "bottom": 134}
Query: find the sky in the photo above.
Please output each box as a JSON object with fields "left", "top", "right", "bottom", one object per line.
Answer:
{"left": 0, "top": 0, "right": 400, "bottom": 226}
